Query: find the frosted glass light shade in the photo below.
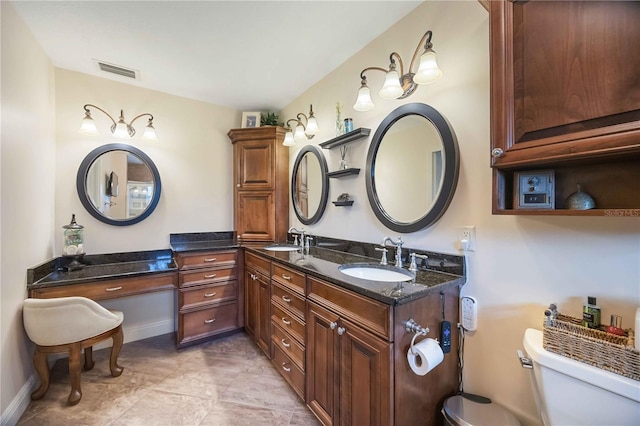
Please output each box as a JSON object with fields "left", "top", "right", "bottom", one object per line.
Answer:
{"left": 305, "top": 116, "right": 319, "bottom": 136}
{"left": 378, "top": 70, "right": 404, "bottom": 99}
{"left": 293, "top": 125, "right": 307, "bottom": 142}
{"left": 353, "top": 86, "right": 374, "bottom": 111}
{"left": 283, "top": 131, "right": 296, "bottom": 146}
{"left": 413, "top": 50, "right": 442, "bottom": 85}
{"left": 79, "top": 116, "right": 98, "bottom": 134}
{"left": 113, "top": 120, "right": 130, "bottom": 138}
{"left": 142, "top": 123, "right": 157, "bottom": 140}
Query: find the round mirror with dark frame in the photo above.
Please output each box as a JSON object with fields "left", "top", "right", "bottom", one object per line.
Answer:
{"left": 366, "top": 103, "right": 459, "bottom": 233}
{"left": 76, "top": 143, "right": 162, "bottom": 226}
{"left": 291, "top": 145, "right": 329, "bottom": 225}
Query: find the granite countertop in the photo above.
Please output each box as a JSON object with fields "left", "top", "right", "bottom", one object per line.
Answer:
{"left": 246, "top": 245, "right": 465, "bottom": 306}
{"left": 27, "top": 249, "right": 177, "bottom": 290}
{"left": 169, "top": 231, "right": 239, "bottom": 253}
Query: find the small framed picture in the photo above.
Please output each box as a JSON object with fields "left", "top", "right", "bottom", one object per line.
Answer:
{"left": 241, "top": 112, "right": 261, "bottom": 128}
{"left": 514, "top": 170, "right": 555, "bottom": 209}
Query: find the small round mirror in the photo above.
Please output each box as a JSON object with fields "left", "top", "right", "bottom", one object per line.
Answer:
{"left": 291, "top": 145, "right": 329, "bottom": 225}
{"left": 76, "top": 143, "right": 161, "bottom": 226}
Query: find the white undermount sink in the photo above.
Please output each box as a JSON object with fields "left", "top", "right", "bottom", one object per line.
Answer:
{"left": 263, "top": 244, "right": 300, "bottom": 252}
{"left": 338, "top": 263, "right": 414, "bottom": 282}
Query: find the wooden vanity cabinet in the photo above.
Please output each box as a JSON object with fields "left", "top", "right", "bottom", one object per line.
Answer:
{"left": 175, "top": 250, "right": 240, "bottom": 348}
{"left": 489, "top": 0, "right": 640, "bottom": 215}
{"left": 244, "top": 251, "right": 272, "bottom": 357}
{"left": 228, "top": 127, "right": 290, "bottom": 242}
{"left": 306, "top": 276, "right": 393, "bottom": 426}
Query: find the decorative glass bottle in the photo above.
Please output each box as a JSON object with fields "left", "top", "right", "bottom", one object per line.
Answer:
{"left": 63, "top": 214, "right": 85, "bottom": 256}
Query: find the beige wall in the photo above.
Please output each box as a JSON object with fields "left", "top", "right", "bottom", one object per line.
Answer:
{"left": 1, "top": 2, "right": 56, "bottom": 421}
{"left": 282, "top": 1, "right": 640, "bottom": 424}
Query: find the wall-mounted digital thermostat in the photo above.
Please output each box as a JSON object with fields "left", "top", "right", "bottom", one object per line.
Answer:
{"left": 514, "top": 170, "right": 555, "bottom": 209}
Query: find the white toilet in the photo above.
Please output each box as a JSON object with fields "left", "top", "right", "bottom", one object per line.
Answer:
{"left": 523, "top": 328, "right": 640, "bottom": 426}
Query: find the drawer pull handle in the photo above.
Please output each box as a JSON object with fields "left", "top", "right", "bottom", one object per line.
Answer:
{"left": 281, "top": 274, "right": 291, "bottom": 280}
{"left": 281, "top": 339, "right": 291, "bottom": 348}
{"left": 204, "top": 292, "right": 217, "bottom": 298}
{"left": 281, "top": 363, "right": 291, "bottom": 373}
{"left": 204, "top": 274, "right": 217, "bottom": 279}
{"left": 204, "top": 318, "right": 216, "bottom": 324}
{"left": 281, "top": 317, "right": 291, "bottom": 325}
{"left": 105, "top": 286, "right": 123, "bottom": 292}
{"left": 281, "top": 295, "right": 292, "bottom": 303}
{"left": 204, "top": 258, "right": 217, "bottom": 262}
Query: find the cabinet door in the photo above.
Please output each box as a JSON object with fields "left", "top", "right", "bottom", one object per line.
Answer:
{"left": 339, "top": 319, "right": 393, "bottom": 426}
{"left": 257, "top": 274, "right": 271, "bottom": 357}
{"left": 306, "top": 301, "right": 340, "bottom": 426}
{"left": 236, "top": 191, "right": 275, "bottom": 242}
{"left": 235, "top": 140, "right": 274, "bottom": 190}
{"left": 244, "top": 267, "right": 258, "bottom": 339}
{"left": 490, "top": 0, "right": 640, "bottom": 168}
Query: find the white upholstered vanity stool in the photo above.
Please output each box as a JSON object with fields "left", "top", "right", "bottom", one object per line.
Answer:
{"left": 22, "top": 296, "right": 124, "bottom": 405}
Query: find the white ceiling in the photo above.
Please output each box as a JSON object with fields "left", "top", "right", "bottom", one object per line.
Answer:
{"left": 12, "top": 1, "right": 422, "bottom": 111}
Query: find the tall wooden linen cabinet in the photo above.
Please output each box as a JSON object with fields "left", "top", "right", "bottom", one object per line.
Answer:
{"left": 228, "top": 126, "right": 290, "bottom": 243}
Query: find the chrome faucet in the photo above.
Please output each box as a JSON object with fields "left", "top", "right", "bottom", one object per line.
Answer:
{"left": 409, "top": 253, "right": 429, "bottom": 273}
{"left": 288, "top": 227, "right": 305, "bottom": 248}
{"left": 382, "top": 237, "right": 404, "bottom": 268}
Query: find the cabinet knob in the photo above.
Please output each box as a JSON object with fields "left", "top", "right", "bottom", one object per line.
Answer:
{"left": 237, "top": 184, "right": 241, "bottom": 188}
{"left": 337, "top": 327, "right": 346, "bottom": 335}
{"left": 491, "top": 148, "right": 504, "bottom": 158}
{"left": 329, "top": 322, "right": 337, "bottom": 330}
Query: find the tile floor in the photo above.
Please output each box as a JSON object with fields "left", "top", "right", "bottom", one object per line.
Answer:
{"left": 18, "top": 332, "right": 321, "bottom": 425}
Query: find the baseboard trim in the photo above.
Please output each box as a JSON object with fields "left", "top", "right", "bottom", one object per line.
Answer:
{"left": 1, "top": 375, "right": 35, "bottom": 426}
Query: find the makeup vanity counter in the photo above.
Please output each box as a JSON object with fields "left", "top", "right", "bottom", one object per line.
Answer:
{"left": 27, "top": 250, "right": 177, "bottom": 300}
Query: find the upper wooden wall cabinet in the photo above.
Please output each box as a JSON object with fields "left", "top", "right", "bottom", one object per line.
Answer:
{"left": 228, "top": 126, "right": 290, "bottom": 241}
{"left": 489, "top": 0, "right": 640, "bottom": 216}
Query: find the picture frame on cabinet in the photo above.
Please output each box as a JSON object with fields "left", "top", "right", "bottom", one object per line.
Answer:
{"left": 241, "top": 112, "right": 261, "bottom": 128}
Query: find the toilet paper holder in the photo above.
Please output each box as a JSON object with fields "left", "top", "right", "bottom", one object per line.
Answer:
{"left": 405, "top": 318, "right": 431, "bottom": 355}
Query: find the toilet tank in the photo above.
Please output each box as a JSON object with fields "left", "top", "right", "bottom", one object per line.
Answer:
{"left": 523, "top": 328, "right": 640, "bottom": 426}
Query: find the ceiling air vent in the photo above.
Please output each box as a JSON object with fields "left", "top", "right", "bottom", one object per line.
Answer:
{"left": 94, "top": 60, "right": 139, "bottom": 80}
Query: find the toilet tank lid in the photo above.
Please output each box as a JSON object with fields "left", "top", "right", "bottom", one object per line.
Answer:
{"left": 523, "top": 328, "right": 640, "bottom": 403}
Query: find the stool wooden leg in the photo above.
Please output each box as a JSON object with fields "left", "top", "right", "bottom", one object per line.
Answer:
{"left": 30, "top": 347, "right": 50, "bottom": 400}
{"left": 83, "top": 346, "right": 95, "bottom": 371}
{"left": 109, "top": 325, "right": 124, "bottom": 377}
{"left": 68, "top": 343, "right": 82, "bottom": 406}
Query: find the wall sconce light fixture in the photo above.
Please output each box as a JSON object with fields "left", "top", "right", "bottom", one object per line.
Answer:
{"left": 353, "top": 30, "right": 442, "bottom": 112}
{"left": 283, "top": 105, "right": 320, "bottom": 147}
{"left": 80, "top": 104, "right": 157, "bottom": 140}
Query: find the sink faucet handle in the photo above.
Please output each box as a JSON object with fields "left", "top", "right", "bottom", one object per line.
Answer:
{"left": 375, "top": 247, "right": 388, "bottom": 265}
{"left": 293, "top": 235, "right": 299, "bottom": 246}
{"left": 305, "top": 236, "right": 313, "bottom": 250}
{"left": 409, "top": 253, "right": 429, "bottom": 273}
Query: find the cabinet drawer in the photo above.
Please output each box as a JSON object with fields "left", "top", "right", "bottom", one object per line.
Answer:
{"left": 272, "top": 343, "right": 305, "bottom": 401}
{"left": 175, "top": 250, "right": 237, "bottom": 270}
{"left": 271, "top": 262, "right": 305, "bottom": 295}
{"left": 271, "top": 281, "right": 305, "bottom": 320}
{"left": 271, "top": 303, "right": 305, "bottom": 345}
{"left": 271, "top": 322, "right": 305, "bottom": 371}
{"left": 29, "top": 273, "right": 177, "bottom": 301}
{"left": 179, "top": 267, "right": 236, "bottom": 288}
{"left": 307, "top": 276, "right": 392, "bottom": 341}
{"left": 179, "top": 281, "right": 237, "bottom": 311}
{"left": 245, "top": 251, "right": 270, "bottom": 277}
{"left": 179, "top": 301, "right": 238, "bottom": 342}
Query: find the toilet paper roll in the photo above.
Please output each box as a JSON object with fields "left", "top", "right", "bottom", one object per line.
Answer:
{"left": 407, "top": 337, "right": 444, "bottom": 376}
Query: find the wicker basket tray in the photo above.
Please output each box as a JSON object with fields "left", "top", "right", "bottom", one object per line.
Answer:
{"left": 543, "top": 313, "right": 640, "bottom": 381}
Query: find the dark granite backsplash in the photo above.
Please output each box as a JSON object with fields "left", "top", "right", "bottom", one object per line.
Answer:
{"left": 169, "top": 231, "right": 235, "bottom": 244}
{"left": 287, "top": 233, "right": 464, "bottom": 277}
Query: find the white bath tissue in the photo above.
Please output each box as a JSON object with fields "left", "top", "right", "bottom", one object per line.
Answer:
{"left": 407, "top": 337, "right": 444, "bottom": 375}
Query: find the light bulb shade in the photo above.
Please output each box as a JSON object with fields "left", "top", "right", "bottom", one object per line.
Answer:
{"left": 79, "top": 116, "right": 98, "bottom": 134}
{"left": 353, "top": 85, "right": 374, "bottom": 111}
{"left": 113, "top": 120, "right": 130, "bottom": 138}
{"left": 293, "top": 125, "right": 307, "bottom": 142}
{"left": 305, "top": 116, "right": 319, "bottom": 136}
{"left": 283, "top": 131, "right": 296, "bottom": 146}
{"left": 413, "top": 49, "right": 442, "bottom": 85}
{"left": 142, "top": 123, "right": 157, "bottom": 140}
{"left": 378, "top": 70, "right": 404, "bottom": 99}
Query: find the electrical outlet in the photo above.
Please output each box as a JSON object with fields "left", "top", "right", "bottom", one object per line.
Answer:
{"left": 457, "top": 226, "right": 476, "bottom": 251}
